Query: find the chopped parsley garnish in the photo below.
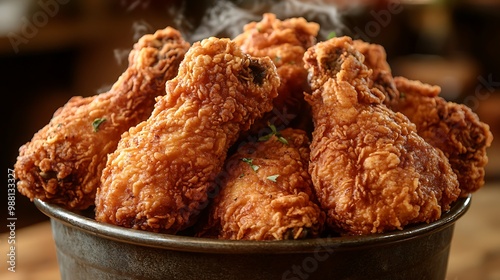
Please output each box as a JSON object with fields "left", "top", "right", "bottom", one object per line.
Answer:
{"left": 327, "top": 31, "right": 337, "bottom": 39}
{"left": 267, "top": 174, "right": 279, "bottom": 182}
{"left": 92, "top": 118, "right": 106, "bottom": 132}
{"left": 241, "top": 158, "right": 259, "bottom": 172}
{"left": 258, "top": 124, "right": 288, "bottom": 145}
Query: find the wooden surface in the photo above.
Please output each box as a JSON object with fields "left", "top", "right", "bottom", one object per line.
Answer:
{"left": 446, "top": 183, "right": 500, "bottom": 280}
{"left": 1, "top": 183, "right": 499, "bottom": 280}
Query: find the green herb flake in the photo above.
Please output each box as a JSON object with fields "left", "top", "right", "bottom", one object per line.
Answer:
{"left": 92, "top": 118, "right": 106, "bottom": 132}
{"left": 258, "top": 134, "right": 272, "bottom": 142}
{"left": 267, "top": 175, "right": 279, "bottom": 182}
{"left": 327, "top": 31, "right": 337, "bottom": 39}
{"left": 400, "top": 92, "right": 406, "bottom": 99}
{"left": 241, "top": 158, "right": 259, "bottom": 172}
{"left": 258, "top": 124, "right": 288, "bottom": 145}
{"left": 277, "top": 136, "right": 289, "bottom": 145}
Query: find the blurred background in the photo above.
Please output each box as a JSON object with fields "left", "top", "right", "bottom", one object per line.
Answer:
{"left": 0, "top": 0, "right": 499, "bottom": 278}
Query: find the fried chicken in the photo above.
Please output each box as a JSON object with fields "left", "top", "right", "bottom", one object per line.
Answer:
{"left": 389, "top": 77, "right": 493, "bottom": 195}
{"left": 304, "top": 36, "right": 460, "bottom": 235}
{"left": 14, "top": 27, "right": 190, "bottom": 210}
{"left": 95, "top": 37, "right": 280, "bottom": 234}
{"left": 352, "top": 39, "right": 399, "bottom": 101}
{"left": 353, "top": 40, "right": 493, "bottom": 195}
{"left": 198, "top": 128, "right": 324, "bottom": 240}
{"left": 233, "top": 13, "right": 319, "bottom": 134}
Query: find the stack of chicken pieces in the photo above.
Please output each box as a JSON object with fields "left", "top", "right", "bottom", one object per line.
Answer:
{"left": 14, "top": 14, "right": 493, "bottom": 239}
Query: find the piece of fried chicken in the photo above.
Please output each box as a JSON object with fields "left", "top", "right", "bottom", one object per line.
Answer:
{"left": 233, "top": 13, "right": 319, "bottom": 134}
{"left": 352, "top": 39, "right": 399, "bottom": 101}
{"left": 95, "top": 37, "right": 280, "bottom": 234}
{"left": 14, "top": 27, "right": 190, "bottom": 210}
{"left": 304, "top": 36, "right": 460, "bottom": 235}
{"left": 198, "top": 128, "right": 325, "bottom": 240}
{"left": 388, "top": 77, "right": 493, "bottom": 195}
{"left": 353, "top": 40, "right": 493, "bottom": 195}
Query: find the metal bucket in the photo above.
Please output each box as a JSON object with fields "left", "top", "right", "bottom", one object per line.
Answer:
{"left": 35, "top": 195, "right": 471, "bottom": 280}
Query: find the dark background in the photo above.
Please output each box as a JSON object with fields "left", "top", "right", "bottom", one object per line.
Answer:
{"left": 2, "top": 0, "right": 499, "bottom": 230}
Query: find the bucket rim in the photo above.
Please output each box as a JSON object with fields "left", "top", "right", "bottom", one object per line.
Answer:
{"left": 35, "top": 195, "right": 471, "bottom": 254}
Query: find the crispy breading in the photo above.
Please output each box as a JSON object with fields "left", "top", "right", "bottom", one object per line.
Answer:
{"left": 352, "top": 39, "right": 399, "bottom": 101}
{"left": 199, "top": 128, "right": 325, "bottom": 240}
{"left": 304, "top": 36, "right": 460, "bottom": 235}
{"left": 95, "top": 37, "right": 280, "bottom": 234}
{"left": 14, "top": 27, "right": 190, "bottom": 210}
{"left": 390, "top": 76, "right": 493, "bottom": 195}
{"left": 353, "top": 40, "right": 493, "bottom": 195}
{"left": 234, "top": 13, "right": 319, "bottom": 133}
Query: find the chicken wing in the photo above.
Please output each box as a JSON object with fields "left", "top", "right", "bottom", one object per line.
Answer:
{"left": 14, "top": 27, "right": 190, "bottom": 210}
{"left": 233, "top": 13, "right": 319, "bottom": 134}
{"left": 353, "top": 40, "right": 493, "bottom": 195}
{"left": 304, "top": 36, "right": 460, "bottom": 235}
{"left": 95, "top": 37, "right": 280, "bottom": 234}
{"left": 199, "top": 128, "right": 325, "bottom": 240}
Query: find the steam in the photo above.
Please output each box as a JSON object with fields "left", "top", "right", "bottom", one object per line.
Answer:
{"left": 182, "top": 0, "right": 345, "bottom": 43}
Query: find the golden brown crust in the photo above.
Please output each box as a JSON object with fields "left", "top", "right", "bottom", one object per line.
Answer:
{"left": 199, "top": 128, "right": 325, "bottom": 240}
{"left": 390, "top": 76, "right": 493, "bottom": 195}
{"left": 352, "top": 39, "right": 399, "bottom": 102}
{"left": 234, "top": 13, "right": 319, "bottom": 133}
{"left": 304, "top": 36, "right": 460, "bottom": 235}
{"left": 95, "top": 37, "right": 280, "bottom": 234}
{"left": 353, "top": 40, "right": 493, "bottom": 195}
{"left": 14, "top": 15, "right": 493, "bottom": 238}
{"left": 14, "top": 27, "right": 190, "bottom": 210}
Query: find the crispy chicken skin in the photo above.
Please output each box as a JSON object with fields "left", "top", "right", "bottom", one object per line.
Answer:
{"left": 304, "top": 36, "right": 460, "bottom": 235}
{"left": 352, "top": 39, "right": 399, "bottom": 101}
{"left": 233, "top": 13, "right": 319, "bottom": 133}
{"left": 199, "top": 128, "right": 325, "bottom": 240}
{"left": 389, "top": 77, "right": 493, "bottom": 195}
{"left": 353, "top": 40, "right": 493, "bottom": 195}
{"left": 14, "top": 27, "right": 190, "bottom": 210}
{"left": 95, "top": 38, "right": 280, "bottom": 234}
